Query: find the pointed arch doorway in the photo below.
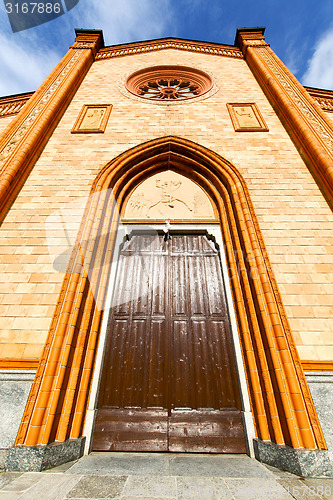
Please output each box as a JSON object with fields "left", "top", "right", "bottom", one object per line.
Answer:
{"left": 16, "top": 137, "right": 324, "bottom": 464}
{"left": 92, "top": 226, "right": 248, "bottom": 453}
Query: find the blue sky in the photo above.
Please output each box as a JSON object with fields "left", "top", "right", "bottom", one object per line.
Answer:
{"left": 0, "top": 0, "right": 333, "bottom": 97}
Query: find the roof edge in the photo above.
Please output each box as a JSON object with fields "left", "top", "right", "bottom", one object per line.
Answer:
{"left": 100, "top": 36, "right": 237, "bottom": 52}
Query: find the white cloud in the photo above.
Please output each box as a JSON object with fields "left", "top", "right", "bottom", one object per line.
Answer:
{"left": 0, "top": 0, "right": 173, "bottom": 97}
{"left": 0, "top": 32, "right": 60, "bottom": 96}
{"left": 302, "top": 27, "right": 333, "bottom": 90}
{"left": 73, "top": 0, "right": 173, "bottom": 44}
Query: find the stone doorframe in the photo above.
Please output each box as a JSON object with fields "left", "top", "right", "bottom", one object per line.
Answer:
{"left": 9, "top": 136, "right": 329, "bottom": 474}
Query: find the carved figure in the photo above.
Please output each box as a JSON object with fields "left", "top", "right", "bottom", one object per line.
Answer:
{"left": 147, "top": 179, "right": 193, "bottom": 218}
{"left": 82, "top": 108, "right": 105, "bottom": 129}
{"left": 235, "top": 106, "right": 258, "bottom": 127}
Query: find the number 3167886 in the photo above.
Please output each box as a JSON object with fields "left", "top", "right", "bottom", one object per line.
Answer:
{"left": 5, "top": 3, "right": 62, "bottom": 14}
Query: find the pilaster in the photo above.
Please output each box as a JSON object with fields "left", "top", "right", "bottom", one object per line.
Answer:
{"left": 235, "top": 28, "right": 333, "bottom": 206}
{"left": 0, "top": 29, "right": 104, "bottom": 222}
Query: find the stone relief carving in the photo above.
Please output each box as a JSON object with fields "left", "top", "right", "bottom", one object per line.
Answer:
{"left": 81, "top": 107, "right": 105, "bottom": 129}
{"left": 72, "top": 104, "right": 112, "bottom": 133}
{"left": 227, "top": 103, "right": 268, "bottom": 132}
{"left": 123, "top": 171, "right": 216, "bottom": 220}
{"left": 313, "top": 97, "right": 333, "bottom": 112}
{"left": 0, "top": 98, "right": 30, "bottom": 118}
{"left": 234, "top": 106, "right": 260, "bottom": 128}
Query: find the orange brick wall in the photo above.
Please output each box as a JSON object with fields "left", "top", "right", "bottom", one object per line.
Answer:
{"left": 324, "top": 111, "right": 333, "bottom": 124}
{"left": 0, "top": 115, "right": 15, "bottom": 135}
{"left": 0, "top": 48, "right": 332, "bottom": 361}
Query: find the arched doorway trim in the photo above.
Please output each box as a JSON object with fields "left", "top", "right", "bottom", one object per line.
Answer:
{"left": 15, "top": 136, "right": 326, "bottom": 451}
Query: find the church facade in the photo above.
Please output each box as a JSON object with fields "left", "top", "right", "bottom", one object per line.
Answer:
{"left": 0, "top": 27, "right": 333, "bottom": 476}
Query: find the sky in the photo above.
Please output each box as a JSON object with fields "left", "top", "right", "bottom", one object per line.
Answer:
{"left": 0, "top": 0, "right": 333, "bottom": 97}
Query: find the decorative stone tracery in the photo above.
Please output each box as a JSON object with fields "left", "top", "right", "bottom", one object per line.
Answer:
{"left": 126, "top": 66, "right": 212, "bottom": 101}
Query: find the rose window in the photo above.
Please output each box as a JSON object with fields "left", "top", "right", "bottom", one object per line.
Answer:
{"left": 139, "top": 79, "right": 200, "bottom": 100}
{"left": 126, "top": 66, "right": 212, "bottom": 101}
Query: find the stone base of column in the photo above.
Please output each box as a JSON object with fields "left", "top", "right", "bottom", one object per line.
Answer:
{"left": 5, "top": 437, "right": 85, "bottom": 472}
{"left": 253, "top": 439, "right": 333, "bottom": 477}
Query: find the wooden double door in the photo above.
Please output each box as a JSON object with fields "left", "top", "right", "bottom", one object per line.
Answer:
{"left": 93, "top": 233, "right": 246, "bottom": 453}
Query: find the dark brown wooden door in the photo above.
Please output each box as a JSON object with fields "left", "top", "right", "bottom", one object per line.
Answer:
{"left": 93, "top": 233, "right": 246, "bottom": 452}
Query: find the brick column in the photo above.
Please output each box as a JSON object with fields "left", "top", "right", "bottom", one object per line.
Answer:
{"left": 0, "top": 29, "right": 104, "bottom": 222}
{"left": 235, "top": 27, "right": 333, "bottom": 205}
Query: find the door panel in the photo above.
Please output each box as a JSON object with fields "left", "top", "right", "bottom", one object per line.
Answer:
{"left": 93, "top": 233, "right": 246, "bottom": 452}
{"left": 93, "top": 408, "right": 168, "bottom": 451}
{"left": 169, "top": 410, "right": 246, "bottom": 453}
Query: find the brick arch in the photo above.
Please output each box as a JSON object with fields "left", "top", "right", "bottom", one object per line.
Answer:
{"left": 16, "top": 136, "right": 326, "bottom": 451}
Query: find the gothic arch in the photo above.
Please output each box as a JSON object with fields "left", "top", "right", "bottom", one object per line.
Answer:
{"left": 16, "top": 136, "right": 326, "bottom": 451}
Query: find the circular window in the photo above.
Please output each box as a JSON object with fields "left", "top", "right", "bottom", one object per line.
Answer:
{"left": 126, "top": 66, "right": 212, "bottom": 101}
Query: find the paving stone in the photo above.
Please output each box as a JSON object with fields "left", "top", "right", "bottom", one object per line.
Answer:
{"left": 304, "top": 477, "right": 333, "bottom": 500}
{"left": 66, "top": 475, "right": 127, "bottom": 499}
{"left": 0, "top": 473, "right": 43, "bottom": 492}
{"left": 120, "top": 498, "right": 176, "bottom": 500}
{"left": 176, "top": 477, "right": 233, "bottom": 498}
{"left": 263, "top": 463, "right": 301, "bottom": 479}
{"left": 45, "top": 460, "right": 79, "bottom": 473}
{"left": 0, "top": 492, "right": 22, "bottom": 499}
{"left": 300, "top": 478, "right": 333, "bottom": 500}
{"left": 169, "top": 454, "right": 274, "bottom": 478}
{"left": 224, "top": 478, "right": 293, "bottom": 499}
{"left": 123, "top": 476, "right": 177, "bottom": 498}
{"left": 66, "top": 453, "right": 169, "bottom": 476}
{"left": 277, "top": 477, "right": 332, "bottom": 499}
{"left": 0, "top": 474, "right": 22, "bottom": 490}
{"left": 16, "top": 474, "right": 81, "bottom": 500}
{"left": 120, "top": 497, "right": 177, "bottom": 500}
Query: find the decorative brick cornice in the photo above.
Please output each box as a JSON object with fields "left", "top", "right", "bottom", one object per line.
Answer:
{"left": 0, "top": 358, "right": 38, "bottom": 370}
{"left": 306, "top": 87, "right": 333, "bottom": 113}
{"left": 302, "top": 360, "right": 333, "bottom": 372}
{"left": 0, "top": 92, "right": 34, "bottom": 118}
{"left": 235, "top": 27, "right": 268, "bottom": 55}
{"left": 72, "top": 29, "right": 104, "bottom": 55}
{"left": 96, "top": 38, "right": 243, "bottom": 61}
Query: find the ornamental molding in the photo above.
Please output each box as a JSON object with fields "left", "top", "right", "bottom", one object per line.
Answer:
{"left": 255, "top": 47, "right": 333, "bottom": 153}
{"left": 72, "top": 41, "right": 96, "bottom": 49}
{"left": 245, "top": 40, "right": 269, "bottom": 47}
{"left": 96, "top": 39, "right": 243, "bottom": 61}
{"left": 0, "top": 93, "right": 33, "bottom": 118}
{"left": 0, "top": 49, "right": 84, "bottom": 172}
{"left": 316, "top": 97, "right": 333, "bottom": 113}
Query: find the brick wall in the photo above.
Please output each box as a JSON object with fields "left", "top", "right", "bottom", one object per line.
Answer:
{"left": 0, "top": 48, "right": 332, "bottom": 361}
{"left": 0, "top": 115, "right": 15, "bottom": 135}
